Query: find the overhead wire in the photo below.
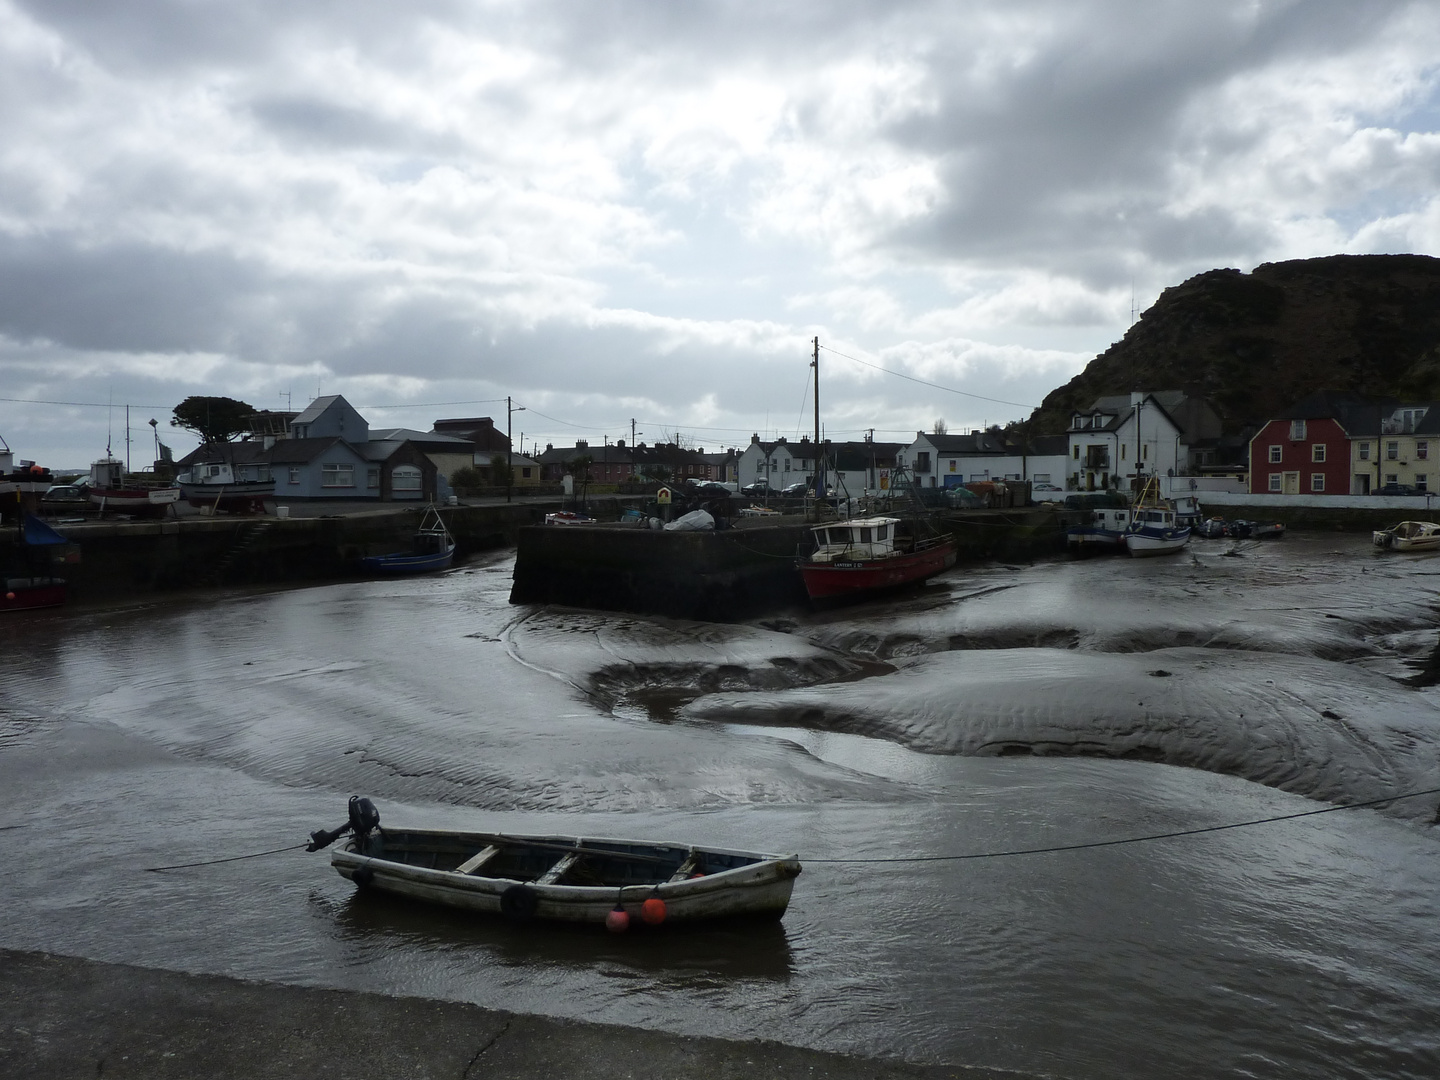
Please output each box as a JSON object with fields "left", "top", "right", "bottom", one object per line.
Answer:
{"left": 818, "top": 344, "right": 1041, "bottom": 411}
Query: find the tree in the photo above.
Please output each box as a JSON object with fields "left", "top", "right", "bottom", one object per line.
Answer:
{"left": 489, "top": 454, "right": 514, "bottom": 488}
{"left": 932, "top": 419, "right": 948, "bottom": 435}
{"left": 171, "top": 396, "right": 256, "bottom": 445}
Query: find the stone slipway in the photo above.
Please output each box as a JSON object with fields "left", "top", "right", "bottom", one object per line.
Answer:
{"left": 0, "top": 949, "right": 1011, "bottom": 1080}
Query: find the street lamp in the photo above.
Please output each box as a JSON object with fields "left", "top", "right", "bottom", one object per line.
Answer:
{"left": 507, "top": 396, "right": 526, "bottom": 503}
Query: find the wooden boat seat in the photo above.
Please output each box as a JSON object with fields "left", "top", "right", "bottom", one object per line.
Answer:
{"left": 666, "top": 849, "right": 701, "bottom": 883}
{"left": 453, "top": 845, "right": 501, "bottom": 875}
{"left": 536, "top": 851, "right": 581, "bottom": 885}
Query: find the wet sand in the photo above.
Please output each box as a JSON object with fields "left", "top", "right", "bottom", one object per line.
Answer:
{"left": 3, "top": 537, "right": 1440, "bottom": 1078}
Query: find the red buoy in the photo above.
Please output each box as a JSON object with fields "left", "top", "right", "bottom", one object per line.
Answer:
{"left": 640, "top": 897, "right": 667, "bottom": 925}
{"left": 4, "top": 592, "right": 14, "bottom": 601}
{"left": 605, "top": 905, "right": 630, "bottom": 934}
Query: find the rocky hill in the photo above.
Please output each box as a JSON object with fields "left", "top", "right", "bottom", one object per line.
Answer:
{"left": 1031, "top": 254, "right": 1440, "bottom": 434}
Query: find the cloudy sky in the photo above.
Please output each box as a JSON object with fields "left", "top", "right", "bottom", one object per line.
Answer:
{"left": 3, "top": 1, "right": 1439, "bottom": 469}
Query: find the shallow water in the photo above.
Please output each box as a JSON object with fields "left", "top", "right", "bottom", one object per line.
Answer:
{"left": 2, "top": 537, "right": 1440, "bottom": 1078}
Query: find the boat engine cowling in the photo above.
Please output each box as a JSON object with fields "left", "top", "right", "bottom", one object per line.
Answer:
{"left": 348, "top": 795, "right": 380, "bottom": 837}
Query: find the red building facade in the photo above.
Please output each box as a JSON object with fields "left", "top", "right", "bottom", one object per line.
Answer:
{"left": 1248, "top": 415, "right": 1351, "bottom": 494}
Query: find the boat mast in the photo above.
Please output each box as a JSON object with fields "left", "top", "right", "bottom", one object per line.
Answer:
{"left": 812, "top": 336, "right": 822, "bottom": 498}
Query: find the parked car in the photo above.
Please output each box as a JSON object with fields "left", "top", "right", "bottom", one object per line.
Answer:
{"left": 740, "top": 482, "right": 773, "bottom": 498}
{"left": 42, "top": 483, "right": 89, "bottom": 503}
{"left": 781, "top": 482, "right": 811, "bottom": 496}
{"left": 692, "top": 481, "right": 731, "bottom": 497}
{"left": 1377, "top": 483, "right": 1420, "bottom": 496}
{"left": 1031, "top": 482, "right": 1064, "bottom": 493}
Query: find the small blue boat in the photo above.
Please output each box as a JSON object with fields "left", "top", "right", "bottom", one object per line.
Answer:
{"left": 362, "top": 508, "right": 456, "bottom": 574}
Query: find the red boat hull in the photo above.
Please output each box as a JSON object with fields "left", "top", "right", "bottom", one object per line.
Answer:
{"left": 1, "top": 579, "right": 67, "bottom": 612}
{"left": 799, "top": 539, "right": 957, "bottom": 600}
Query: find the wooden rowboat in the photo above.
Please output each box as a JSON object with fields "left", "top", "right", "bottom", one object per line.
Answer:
{"left": 308, "top": 798, "right": 801, "bottom": 927}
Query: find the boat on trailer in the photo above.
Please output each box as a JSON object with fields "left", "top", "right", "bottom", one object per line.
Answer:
{"left": 361, "top": 507, "right": 456, "bottom": 574}
{"left": 308, "top": 798, "right": 801, "bottom": 927}
{"left": 797, "top": 515, "right": 957, "bottom": 601}
{"left": 1372, "top": 520, "right": 1440, "bottom": 551}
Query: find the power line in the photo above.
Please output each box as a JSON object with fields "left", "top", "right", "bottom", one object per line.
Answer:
{"left": 806, "top": 786, "right": 1440, "bottom": 864}
{"left": 818, "top": 344, "right": 1041, "bottom": 411}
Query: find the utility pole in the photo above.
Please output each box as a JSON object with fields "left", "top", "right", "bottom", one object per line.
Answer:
{"left": 507, "top": 396, "right": 525, "bottom": 503}
{"left": 812, "top": 336, "right": 822, "bottom": 497}
{"left": 631, "top": 418, "right": 636, "bottom": 446}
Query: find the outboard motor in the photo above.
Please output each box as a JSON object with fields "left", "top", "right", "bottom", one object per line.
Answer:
{"left": 348, "top": 795, "right": 380, "bottom": 839}
{"left": 306, "top": 796, "right": 382, "bottom": 852}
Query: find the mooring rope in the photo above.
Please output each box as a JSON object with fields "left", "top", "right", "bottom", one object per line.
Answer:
{"left": 144, "top": 842, "right": 309, "bottom": 873}
{"left": 805, "top": 787, "right": 1440, "bottom": 864}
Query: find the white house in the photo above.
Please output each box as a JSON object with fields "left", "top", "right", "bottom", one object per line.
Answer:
{"left": 1066, "top": 392, "right": 1214, "bottom": 493}
{"left": 895, "top": 431, "right": 1070, "bottom": 488}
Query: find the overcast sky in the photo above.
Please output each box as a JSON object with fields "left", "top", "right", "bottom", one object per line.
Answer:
{"left": 3, "top": 0, "right": 1439, "bottom": 469}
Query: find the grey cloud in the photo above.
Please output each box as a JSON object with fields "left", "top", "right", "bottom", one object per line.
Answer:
{"left": 0, "top": 236, "right": 266, "bottom": 353}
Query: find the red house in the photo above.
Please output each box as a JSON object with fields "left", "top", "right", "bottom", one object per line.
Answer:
{"left": 1248, "top": 393, "right": 1371, "bottom": 495}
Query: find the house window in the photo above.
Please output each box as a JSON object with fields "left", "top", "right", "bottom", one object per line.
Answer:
{"left": 1268, "top": 445, "right": 1282, "bottom": 463}
{"left": 1072, "top": 445, "right": 1080, "bottom": 459}
{"left": 521, "top": 467, "right": 532, "bottom": 479}
{"left": 1417, "top": 474, "right": 1429, "bottom": 492}
{"left": 321, "top": 464, "right": 354, "bottom": 488}
{"left": 1387, "top": 441, "right": 1400, "bottom": 460}
{"left": 367, "top": 468, "right": 379, "bottom": 489}
{"left": 1311, "top": 444, "right": 1325, "bottom": 463}
{"left": 1311, "top": 474, "right": 1325, "bottom": 492}
{"left": 1034, "top": 473, "right": 1051, "bottom": 483}
{"left": 288, "top": 466, "right": 300, "bottom": 484}
{"left": 392, "top": 465, "right": 422, "bottom": 491}
{"left": 1359, "top": 442, "right": 1371, "bottom": 460}
{"left": 1121, "top": 445, "right": 1127, "bottom": 460}
{"left": 1419, "top": 442, "right": 1429, "bottom": 460}
{"left": 1385, "top": 473, "right": 1399, "bottom": 485}
{"left": 949, "top": 460, "right": 956, "bottom": 472}
{"left": 1290, "top": 420, "right": 1306, "bottom": 440}
{"left": 1269, "top": 473, "right": 1282, "bottom": 492}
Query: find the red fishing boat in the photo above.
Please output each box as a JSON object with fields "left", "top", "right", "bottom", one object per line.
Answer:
{"left": 87, "top": 456, "right": 181, "bottom": 515}
{"left": 2, "top": 513, "right": 76, "bottom": 612}
{"left": 797, "top": 515, "right": 957, "bottom": 601}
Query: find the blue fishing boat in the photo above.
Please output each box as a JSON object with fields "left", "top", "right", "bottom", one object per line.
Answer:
{"left": 361, "top": 507, "right": 456, "bottom": 574}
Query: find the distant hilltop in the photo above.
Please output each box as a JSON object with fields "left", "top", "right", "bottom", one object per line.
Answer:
{"left": 1031, "top": 253, "right": 1440, "bottom": 434}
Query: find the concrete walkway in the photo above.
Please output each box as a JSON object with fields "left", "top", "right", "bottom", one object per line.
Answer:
{"left": 1, "top": 949, "right": 1012, "bottom": 1079}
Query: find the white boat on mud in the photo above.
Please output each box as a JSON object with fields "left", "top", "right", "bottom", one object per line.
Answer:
{"left": 1372, "top": 520, "right": 1440, "bottom": 551}
{"left": 307, "top": 798, "right": 801, "bottom": 928}
{"left": 1122, "top": 478, "right": 1191, "bottom": 557}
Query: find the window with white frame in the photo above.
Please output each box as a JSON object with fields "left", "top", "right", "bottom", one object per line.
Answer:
{"left": 1311, "top": 473, "right": 1325, "bottom": 492}
{"left": 1290, "top": 419, "right": 1306, "bottom": 440}
{"left": 1268, "top": 445, "right": 1282, "bottom": 463}
{"left": 1359, "top": 442, "right": 1371, "bottom": 460}
{"left": 367, "top": 468, "right": 379, "bottom": 489}
{"left": 392, "top": 465, "right": 422, "bottom": 491}
{"left": 321, "top": 463, "right": 354, "bottom": 487}
{"left": 288, "top": 466, "right": 300, "bottom": 484}
{"left": 1417, "top": 475, "right": 1429, "bottom": 491}
{"left": 1385, "top": 473, "right": 1399, "bottom": 485}
{"left": 1387, "top": 441, "right": 1400, "bottom": 460}
{"left": 1311, "top": 444, "right": 1325, "bottom": 462}
{"left": 1419, "top": 441, "right": 1429, "bottom": 460}
{"left": 1269, "top": 473, "right": 1282, "bottom": 492}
